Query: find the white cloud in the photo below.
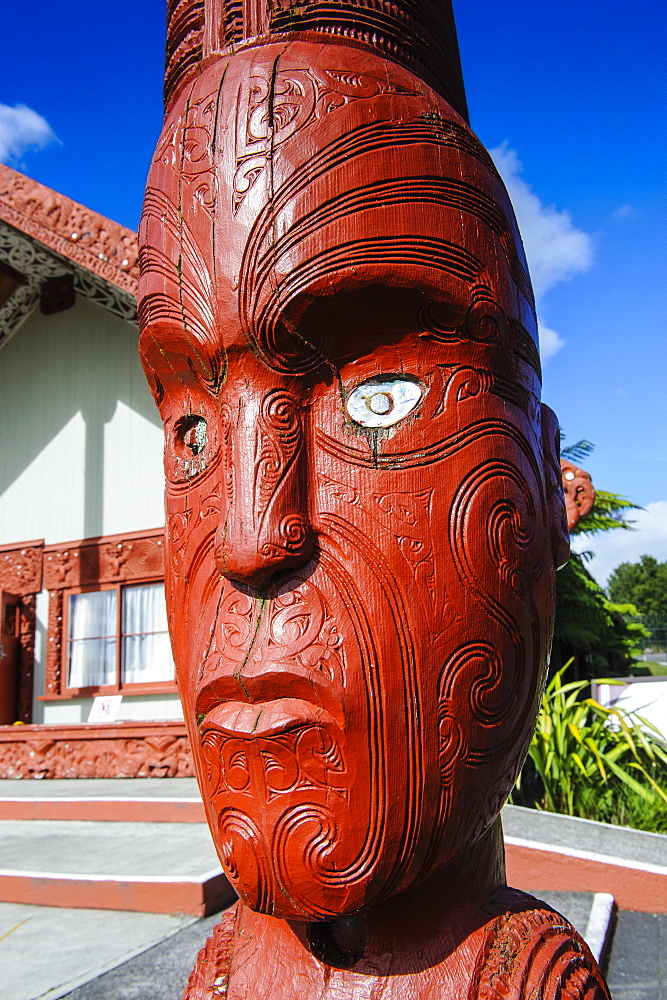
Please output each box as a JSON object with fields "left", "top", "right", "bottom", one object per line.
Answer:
{"left": 490, "top": 143, "right": 594, "bottom": 360}
{"left": 612, "top": 204, "right": 635, "bottom": 221}
{"left": 535, "top": 317, "right": 565, "bottom": 361}
{"left": 0, "top": 103, "right": 58, "bottom": 165}
{"left": 572, "top": 501, "right": 667, "bottom": 588}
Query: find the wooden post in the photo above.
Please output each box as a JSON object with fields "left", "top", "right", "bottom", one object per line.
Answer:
{"left": 139, "top": 3, "right": 611, "bottom": 996}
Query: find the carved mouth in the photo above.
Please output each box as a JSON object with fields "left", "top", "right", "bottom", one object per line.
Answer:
{"left": 195, "top": 664, "right": 343, "bottom": 726}
{"left": 199, "top": 698, "right": 336, "bottom": 739}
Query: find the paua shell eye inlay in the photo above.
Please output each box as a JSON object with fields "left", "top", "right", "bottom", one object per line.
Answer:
{"left": 346, "top": 376, "right": 423, "bottom": 428}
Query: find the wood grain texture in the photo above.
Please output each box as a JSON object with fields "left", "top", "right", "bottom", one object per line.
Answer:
{"left": 140, "top": 5, "right": 610, "bottom": 997}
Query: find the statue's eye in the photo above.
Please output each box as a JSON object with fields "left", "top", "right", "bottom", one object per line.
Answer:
{"left": 346, "top": 376, "right": 423, "bottom": 428}
{"left": 174, "top": 415, "right": 207, "bottom": 457}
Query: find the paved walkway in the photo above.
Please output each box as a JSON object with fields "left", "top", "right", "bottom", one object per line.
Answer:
{"left": 0, "top": 778, "right": 201, "bottom": 799}
{"left": 607, "top": 910, "right": 666, "bottom": 999}
{"left": 0, "top": 819, "right": 218, "bottom": 878}
{"left": 0, "top": 903, "right": 199, "bottom": 1000}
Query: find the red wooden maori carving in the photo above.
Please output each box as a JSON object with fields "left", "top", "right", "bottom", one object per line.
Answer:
{"left": 0, "top": 541, "right": 43, "bottom": 596}
{"left": 139, "top": 2, "right": 611, "bottom": 996}
{"left": 0, "top": 722, "right": 193, "bottom": 779}
{"left": 561, "top": 460, "right": 595, "bottom": 532}
{"left": 0, "top": 542, "right": 43, "bottom": 723}
{"left": 0, "top": 164, "right": 138, "bottom": 295}
{"left": 43, "top": 530, "right": 165, "bottom": 696}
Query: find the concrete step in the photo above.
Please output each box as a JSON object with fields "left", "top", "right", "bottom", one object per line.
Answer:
{"left": 504, "top": 804, "right": 667, "bottom": 914}
{"left": 0, "top": 777, "right": 205, "bottom": 822}
{"left": 0, "top": 817, "right": 234, "bottom": 915}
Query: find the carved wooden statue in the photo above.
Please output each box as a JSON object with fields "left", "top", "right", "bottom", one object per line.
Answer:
{"left": 561, "top": 460, "right": 596, "bottom": 532}
{"left": 138, "top": 2, "right": 611, "bottom": 996}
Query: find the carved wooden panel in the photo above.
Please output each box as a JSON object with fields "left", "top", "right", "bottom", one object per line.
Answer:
{"left": 0, "top": 164, "right": 138, "bottom": 295}
{"left": 0, "top": 541, "right": 43, "bottom": 596}
{"left": 0, "top": 222, "right": 137, "bottom": 347}
{"left": 44, "top": 590, "right": 63, "bottom": 697}
{"left": 0, "top": 722, "right": 193, "bottom": 779}
{"left": 43, "top": 531, "right": 165, "bottom": 591}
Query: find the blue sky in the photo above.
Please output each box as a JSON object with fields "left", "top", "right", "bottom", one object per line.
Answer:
{"left": 1, "top": 0, "right": 664, "bottom": 584}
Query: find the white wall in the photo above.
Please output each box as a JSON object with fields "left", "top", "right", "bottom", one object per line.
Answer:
{"left": 0, "top": 294, "right": 171, "bottom": 724}
{"left": 41, "top": 694, "right": 184, "bottom": 726}
{"left": 594, "top": 678, "right": 667, "bottom": 742}
{"left": 0, "top": 295, "right": 165, "bottom": 544}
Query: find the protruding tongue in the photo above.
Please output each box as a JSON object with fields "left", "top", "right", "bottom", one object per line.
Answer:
{"left": 200, "top": 699, "right": 334, "bottom": 738}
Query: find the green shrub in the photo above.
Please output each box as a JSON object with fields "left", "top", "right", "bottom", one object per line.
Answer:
{"left": 512, "top": 662, "right": 667, "bottom": 833}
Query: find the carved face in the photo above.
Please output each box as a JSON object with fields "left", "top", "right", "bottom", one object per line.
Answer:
{"left": 561, "top": 460, "right": 595, "bottom": 531}
{"left": 139, "top": 43, "right": 568, "bottom": 920}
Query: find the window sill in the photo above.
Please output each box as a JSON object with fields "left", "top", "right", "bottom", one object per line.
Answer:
{"left": 37, "top": 682, "right": 179, "bottom": 700}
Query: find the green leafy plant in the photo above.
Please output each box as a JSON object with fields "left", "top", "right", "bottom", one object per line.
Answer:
{"left": 513, "top": 662, "right": 667, "bottom": 833}
{"left": 608, "top": 556, "right": 667, "bottom": 657}
{"left": 551, "top": 554, "right": 648, "bottom": 678}
{"left": 551, "top": 437, "right": 646, "bottom": 679}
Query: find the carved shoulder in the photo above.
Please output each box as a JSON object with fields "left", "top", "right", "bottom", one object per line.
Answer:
{"left": 182, "top": 903, "right": 238, "bottom": 1000}
{"left": 469, "top": 889, "right": 611, "bottom": 1000}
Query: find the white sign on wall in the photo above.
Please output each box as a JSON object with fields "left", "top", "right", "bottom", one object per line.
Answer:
{"left": 87, "top": 695, "right": 123, "bottom": 724}
{"left": 592, "top": 678, "right": 667, "bottom": 742}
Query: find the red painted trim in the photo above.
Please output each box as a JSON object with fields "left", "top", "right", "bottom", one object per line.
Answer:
{"left": 0, "top": 870, "right": 234, "bottom": 915}
{"left": 506, "top": 842, "right": 667, "bottom": 914}
{"left": 43, "top": 528, "right": 164, "bottom": 553}
{"left": 0, "top": 539, "right": 44, "bottom": 553}
{"left": 0, "top": 721, "right": 187, "bottom": 742}
{"left": 0, "top": 797, "right": 205, "bottom": 823}
{"left": 38, "top": 682, "right": 178, "bottom": 700}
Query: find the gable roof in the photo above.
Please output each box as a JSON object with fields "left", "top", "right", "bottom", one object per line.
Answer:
{"left": 0, "top": 164, "right": 139, "bottom": 346}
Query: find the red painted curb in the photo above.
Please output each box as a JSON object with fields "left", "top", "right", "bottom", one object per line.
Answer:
{"left": 0, "top": 870, "right": 235, "bottom": 915}
{"left": 506, "top": 842, "right": 667, "bottom": 914}
{"left": 0, "top": 797, "right": 206, "bottom": 823}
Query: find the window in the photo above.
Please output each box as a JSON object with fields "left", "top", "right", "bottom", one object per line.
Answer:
{"left": 66, "top": 581, "right": 174, "bottom": 691}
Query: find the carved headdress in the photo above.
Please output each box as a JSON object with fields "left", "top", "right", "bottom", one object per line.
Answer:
{"left": 164, "top": 0, "right": 469, "bottom": 120}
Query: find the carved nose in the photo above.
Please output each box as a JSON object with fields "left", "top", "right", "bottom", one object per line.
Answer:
{"left": 216, "top": 508, "right": 315, "bottom": 589}
{"left": 214, "top": 390, "right": 315, "bottom": 589}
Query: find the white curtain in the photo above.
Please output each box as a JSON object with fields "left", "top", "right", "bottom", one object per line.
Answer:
{"left": 121, "top": 583, "right": 174, "bottom": 684}
{"left": 68, "top": 590, "right": 117, "bottom": 688}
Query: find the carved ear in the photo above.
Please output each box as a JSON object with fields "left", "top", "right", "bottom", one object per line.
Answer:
{"left": 540, "top": 404, "right": 570, "bottom": 570}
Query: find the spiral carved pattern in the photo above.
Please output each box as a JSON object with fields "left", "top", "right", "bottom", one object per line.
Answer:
{"left": 254, "top": 390, "right": 304, "bottom": 532}
{"left": 217, "top": 808, "right": 273, "bottom": 913}
{"left": 470, "top": 894, "right": 612, "bottom": 999}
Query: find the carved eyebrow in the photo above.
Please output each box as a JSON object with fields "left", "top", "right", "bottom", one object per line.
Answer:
{"left": 138, "top": 299, "right": 226, "bottom": 393}
{"left": 252, "top": 177, "right": 531, "bottom": 307}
